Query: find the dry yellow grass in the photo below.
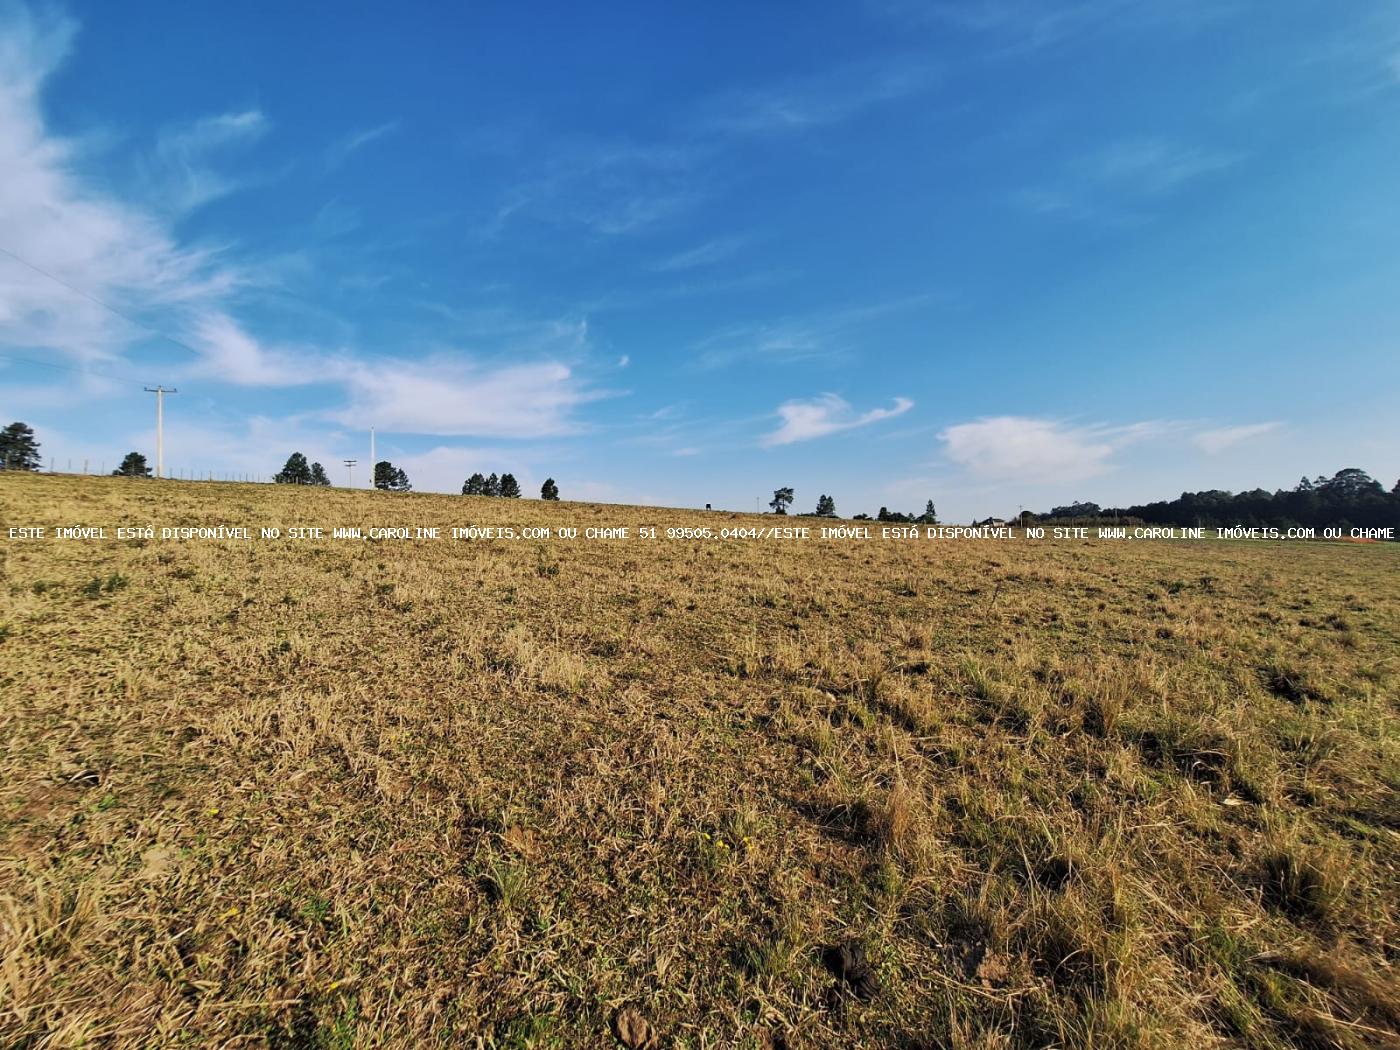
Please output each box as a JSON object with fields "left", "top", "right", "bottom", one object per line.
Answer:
{"left": 1, "top": 473, "right": 1397, "bottom": 1048}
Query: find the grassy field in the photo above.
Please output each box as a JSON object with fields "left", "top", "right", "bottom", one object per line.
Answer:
{"left": 1, "top": 473, "right": 1397, "bottom": 1049}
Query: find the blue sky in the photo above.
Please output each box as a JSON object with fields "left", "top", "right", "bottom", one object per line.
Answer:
{"left": 2, "top": 0, "right": 1397, "bottom": 518}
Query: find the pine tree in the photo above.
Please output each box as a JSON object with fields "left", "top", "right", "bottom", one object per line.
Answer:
{"left": 309, "top": 462, "right": 331, "bottom": 486}
{"left": 769, "top": 487, "right": 794, "bottom": 514}
{"left": 540, "top": 477, "right": 560, "bottom": 500}
{"left": 499, "top": 473, "right": 521, "bottom": 498}
{"left": 274, "top": 452, "right": 312, "bottom": 484}
{"left": 112, "top": 452, "right": 152, "bottom": 477}
{"left": 462, "top": 473, "right": 487, "bottom": 495}
{"left": 0, "top": 422, "right": 41, "bottom": 471}
{"left": 485, "top": 473, "right": 501, "bottom": 497}
{"left": 918, "top": 499, "right": 937, "bottom": 524}
{"left": 375, "top": 461, "right": 411, "bottom": 491}
{"left": 814, "top": 494, "right": 836, "bottom": 517}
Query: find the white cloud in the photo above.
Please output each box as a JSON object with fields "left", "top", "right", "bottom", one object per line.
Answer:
{"left": 0, "top": 11, "right": 604, "bottom": 445}
{"left": 0, "top": 9, "right": 232, "bottom": 365}
{"left": 186, "top": 312, "right": 326, "bottom": 387}
{"left": 763, "top": 393, "right": 913, "bottom": 446}
{"left": 388, "top": 443, "right": 545, "bottom": 495}
{"left": 1192, "top": 421, "right": 1281, "bottom": 455}
{"left": 939, "top": 416, "right": 1160, "bottom": 482}
{"left": 329, "top": 357, "right": 600, "bottom": 438}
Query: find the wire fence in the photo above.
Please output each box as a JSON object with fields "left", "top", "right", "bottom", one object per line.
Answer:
{"left": 0, "top": 460, "right": 350, "bottom": 485}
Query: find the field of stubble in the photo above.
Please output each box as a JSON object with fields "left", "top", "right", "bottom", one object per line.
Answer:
{"left": 1, "top": 473, "right": 1397, "bottom": 1049}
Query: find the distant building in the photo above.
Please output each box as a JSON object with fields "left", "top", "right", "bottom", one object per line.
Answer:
{"left": 974, "top": 516, "right": 1007, "bottom": 527}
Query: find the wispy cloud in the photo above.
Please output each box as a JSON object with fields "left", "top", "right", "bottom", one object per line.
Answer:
{"left": 1192, "top": 421, "right": 1281, "bottom": 454}
{"left": 0, "top": 8, "right": 234, "bottom": 365}
{"left": 148, "top": 109, "right": 270, "bottom": 213}
{"left": 0, "top": 9, "right": 608, "bottom": 445}
{"left": 325, "top": 120, "right": 398, "bottom": 170}
{"left": 479, "top": 136, "right": 706, "bottom": 238}
{"left": 652, "top": 235, "right": 748, "bottom": 272}
{"left": 763, "top": 393, "right": 913, "bottom": 446}
{"left": 1014, "top": 135, "right": 1243, "bottom": 223}
{"left": 697, "top": 57, "right": 939, "bottom": 135}
{"left": 1079, "top": 137, "right": 1243, "bottom": 196}
{"left": 693, "top": 293, "right": 935, "bottom": 369}
{"left": 476, "top": 56, "right": 939, "bottom": 238}
{"left": 939, "top": 416, "right": 1162, "bottom": 482}
{"left": 878, "top": 0, "right": 1236, "bottom": 55}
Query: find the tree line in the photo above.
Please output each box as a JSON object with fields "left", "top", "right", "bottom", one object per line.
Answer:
{"left": 463, "top": 472, "right": 560, "bottom": 500}
{"left": 1025, "top": 469, "right": 1399, "bottom": 531}
{"left": 5, "top": 422, "right": 1395, "bottom": 528}
{"left": 271, "top": 452, "right": 561, "bottom": 500}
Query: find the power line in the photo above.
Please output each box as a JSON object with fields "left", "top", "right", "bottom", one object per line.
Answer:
{"left": 0, "top": 347, "right": 156, "bottom": 387}
{"left": 0, "top": 243, "right": 211, "bottom": 365}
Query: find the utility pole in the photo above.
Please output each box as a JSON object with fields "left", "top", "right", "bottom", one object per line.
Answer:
{"left": 369, "top": 427, "right": 375, "bottom": 487}
{"left": 144, "top": 386, "right": 177, "bottom": 478}
{"left": 343, "top": 458, "right": 357, "bottom": 489}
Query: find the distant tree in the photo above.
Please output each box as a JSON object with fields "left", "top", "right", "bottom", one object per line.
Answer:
{"left": 309, "top": 462, "right": 331, "bottom": 486}
{"left": 814, "top": 494, "right": 836, "bottom": 517}
{"left": 1049, "top": 501, "right": 1101, "bottom": 519}
{"left": 499, "top": 473, "right": 521, "bottom": 498}
{"left": 1320, "top": 468, "right": 1384, "bottom": 499}
{"left": 274, "top": 452, "right": 312, "bottom": 484}
{"left": 374, "top": 460, "right": 411, "bottom": 491}
{"left": 462, "top": 472, "right": 487, "bottom": 495}
{"left": 0, "top": 422, "right": 41, "bottom": 471}
{"left": 876, "top": 506, "right": 917, "bottom": 523}
{"left": 485, "top": 472, "right": 501, "bottom": 497}
{"left": 540, "top": 477, "right": 560, "bottom": 501}
{"left": 112, "top": 452, "right": 152, "bottom": 477}
{"left": 770, "top": 487, "right": 794, "bottom": 514}
{"left": 918, "top": 500, "right": 938, "bottom": 524}
{"left": 851, "top": 513, "right": 871, "bottom": 520}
